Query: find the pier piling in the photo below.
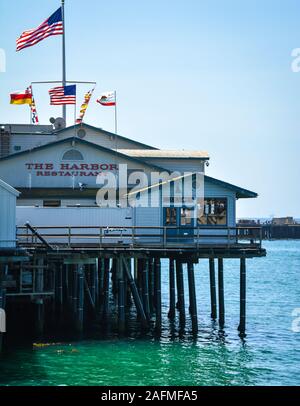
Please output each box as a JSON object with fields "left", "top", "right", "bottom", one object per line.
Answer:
{"left": 238, "top": 257, "right": 246, "bottom": 337}
{"left": 122, "top": 257, "right": 148, "bottom": 329}
{"left": 168, "top": 259, "right": 176, "bottom": 320}
{"left": 187, "top": 261, "right": 198, "bottom": 334}
{"left": 142, "top": 259, "right": 151, "bottom": 321}
{"left": 117, "top": 257, "right": 126, "bottom": 334}
{"left": 209, "top": 258, "right": 217, "bottom": 320}
{"left": 154, "top": 258, "right": 162, "bottom": 333}
{"left": 176, "top": 260, "right": 186, "bottom": 328}
{"left": 218, "top": 258, "right": 225, "bottom": 328}
{"left": 76, "top": 265, "right": 84, "bottom": 333}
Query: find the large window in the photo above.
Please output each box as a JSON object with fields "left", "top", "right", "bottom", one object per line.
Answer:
{"left": 62, "top": 149, "right": 84, "bottom": 161}
{"left": 197, "top": 198, "right": 227, "bottom": 226}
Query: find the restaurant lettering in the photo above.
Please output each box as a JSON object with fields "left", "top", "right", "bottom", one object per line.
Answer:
{"left": 25, "top": 162, "right": 118, "bottom": 177}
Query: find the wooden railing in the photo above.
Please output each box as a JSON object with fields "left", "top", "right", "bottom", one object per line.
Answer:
{"left": 16, "top": 225, "right": 263, "bottom": 249}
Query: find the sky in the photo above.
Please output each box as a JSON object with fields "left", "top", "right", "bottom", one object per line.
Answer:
{"left": 0, "top": 0, "right": 299, "bottom": 218}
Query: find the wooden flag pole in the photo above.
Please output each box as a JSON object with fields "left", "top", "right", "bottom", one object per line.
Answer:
{"left": 61, "top": 0, "right": 67, "bottom": 122}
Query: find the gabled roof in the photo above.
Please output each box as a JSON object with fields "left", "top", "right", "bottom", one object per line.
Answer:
{"left": 0, "top": 178, "right": 20, "bottom": 196}
{"left": 117, "top": 149, "right": 209, "bottom": 159}
{"left": 55, "top": 123, "right": 158, "bottom": 150}
{"left": 0, "top": 136, "right": 168, "bottom": 173}
{"left": 205, "top": 175, "right": 257, "bottom": 199}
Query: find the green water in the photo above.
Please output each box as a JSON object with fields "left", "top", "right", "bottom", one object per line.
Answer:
{"left": 0, "top": 240, "right": 300, "bottom": 386}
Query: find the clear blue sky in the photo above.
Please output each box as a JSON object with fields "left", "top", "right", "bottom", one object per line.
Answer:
{"left": 0, "top": 0, "right": 299, "bottom": 218}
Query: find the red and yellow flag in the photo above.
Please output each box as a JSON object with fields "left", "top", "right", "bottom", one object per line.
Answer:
{"left": 10, "top": 88, "right": 32, "bottom": 105}
{"left": 76, "top": 89, "right": 94, "bottom": 124}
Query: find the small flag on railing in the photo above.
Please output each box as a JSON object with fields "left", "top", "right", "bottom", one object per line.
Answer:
{"left": 49, "top": 85, "right": 76, "bottom": 105}
{"left": 76, "top": 89, "right": 94, "bottom": 124}
{"left": 16, "top": 7, "right": 63, "bottom": 52}
{"left": 97, "top": 91, "right": 116, "bottom": 106}
{"left": 30, "top": 88, "right": 39, "bottom": 124}
{"left": 10, "top": 87, "right": 32, "bottom": 105}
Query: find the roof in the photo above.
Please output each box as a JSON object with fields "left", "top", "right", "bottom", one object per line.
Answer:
{"left": 205, "top": 175, "right": 258, "bottom": 199}
{"left": 55, "top": 123, "right": 158, "bottom": 150}
{"left": 0, "top": 136, "right": 168, "bottom": 173}
{"left": 116, "top": 149, "right": 209, "bottom": 159}
{"left": 0, "top": 178, "right": 20, "bottom": 196}
{"left": 125, "top": 173, "right": 257, "bottom": 199}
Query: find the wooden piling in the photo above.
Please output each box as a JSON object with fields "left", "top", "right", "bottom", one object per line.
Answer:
{"left": 209, "top": 258, "right": 217, "bottom": 320}
{"left": 187, "top": 261, "right": 198, "bottom": 334}
{"left": 122, "top": 257, "right": 148, "bottom": 329}
{"left": 142, "top": 259, "right": 151, "bottom": 321}
{"left": 117, "top": 257, "right": 126, "bottom": 334}
{"left": 238, "top": 257, "right": 246, "bottom": 336}
{"left": 35, "top": 257, "right": 45, "bottom": 335}
{"left": 148, "top": 257, "right": 154, "bottom": 314}
{"left": 176, "top": 260, "right": 186, "bottom": 327}
{"left": 168, "top": 259, "right": 176, "bottom": 319}
{"left": 218, "top": 258, "right": 225, "bottom": 328}
{"left": 76, "top": 265, "right": 84, "bottom": 332}
{"left": 154, "top": 257, "right": 162, "bottom": 332}
{"left": 102, "top": 258, "right": 110, "bottom": 321}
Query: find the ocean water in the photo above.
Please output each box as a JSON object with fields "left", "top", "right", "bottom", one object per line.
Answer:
{"left": 0, "top": 240, "right": 300, "bottom": 386}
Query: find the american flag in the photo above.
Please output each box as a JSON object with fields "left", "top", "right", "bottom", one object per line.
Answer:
{"left": 49, "top": 85, "right": 76, "bottom": 105}
{"left": 16, "top": 8, "right": 63, "bottom": 52}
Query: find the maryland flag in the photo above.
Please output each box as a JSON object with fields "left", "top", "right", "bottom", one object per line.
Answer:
{"left": 10, "top": 87, "right": 32, "bottom": 105}
{"left": 76, "top": 89, "right": 94, "bottom": 124}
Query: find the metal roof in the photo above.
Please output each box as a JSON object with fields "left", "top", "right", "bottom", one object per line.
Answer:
{"left": 0, "top": 178, "right": 20, "bottom": 196}
{"left": 116, "top": 149, "right": 209, "bottom": 159}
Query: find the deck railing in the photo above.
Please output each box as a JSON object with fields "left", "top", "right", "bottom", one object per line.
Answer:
{"left": 16, "top": 225, "right": 263, "bottom": 249}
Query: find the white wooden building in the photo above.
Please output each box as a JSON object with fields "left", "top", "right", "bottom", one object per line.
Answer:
{"left": 0, "top": 123, "right": 257, "bottom": 246}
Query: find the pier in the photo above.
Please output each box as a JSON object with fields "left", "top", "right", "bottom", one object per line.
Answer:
{"left": 0, "top": 223, "right": 265, "bottom": 352}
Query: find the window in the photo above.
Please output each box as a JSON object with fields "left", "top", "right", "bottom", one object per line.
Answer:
{"left": 14, "top": 145, "right": 21, "bottom": 151}
{"left": 165, "top": 208, "right": 177, "bottom": 225}
{"left": 197, "top": 198, "right": 227, "bottom": 226}
{"left": 62, "top": 149, "right": 84, "bottom": 161}
{"left": 180, "top": 207, "right": 193, "bottom": 225}
{"left": 43, "top": 200, "right": 61, "bottom": 207}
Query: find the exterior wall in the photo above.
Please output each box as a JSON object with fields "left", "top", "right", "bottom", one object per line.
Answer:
{"left": 0, "top": 185, "right": 17, "bottom": 248}
{"left": 10, "top": 133, "right": 57, "bottom": 155}
{"left": 16, "top": 206, "right": 134, "bottom": 245}
{"left": 56, "top": 127, "right": 154, "bottom": 150}
{"left": 0, "top": 141, "right": 155, "bottom": 189}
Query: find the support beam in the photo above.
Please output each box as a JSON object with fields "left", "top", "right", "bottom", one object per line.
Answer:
{"left": 117, "top": 257, "right": 126, "bottom": 334}
{"left": 102, "top": 258, "right": 110, "bottom": 321}
{"left": 209, "top": 258, "right": 217, "bottom": 320}
{"left": 218, "top": 258, "right": 225, "bottom": 328}
{"left": 122, "top": 257, "right": 148, "bottom": 329}
{"left": 76, "top": 265, "right": 84, "bottom": 332}
{"left": 176, "top": 260, "right": 186, "bottom": 327}
{"left": 154, "top": 258, "right": 162, "bottom": 332}
{"left": 187, "top": 261, "right": 198, "bottom": 334}
{"left": 168, "top": 259, "right": 176, "bottom": 319}
{"left": 148, "top": 258, "right": 154, "bottom": 314}
{"left": 142, "top": 259, "right": 150, "bottom": 321}
{"left": 238, "top": 257, "right": 246, "bottom": 337}
{"left": 35, "top": 257, "right": 45, "bottom": 336}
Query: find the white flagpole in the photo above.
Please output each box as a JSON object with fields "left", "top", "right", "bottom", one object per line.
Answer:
{"left": 61, "top": 0, "right": 67, "bottom": 122}
{"left": 114, "top": 90, "right": 118, "bottom": 134}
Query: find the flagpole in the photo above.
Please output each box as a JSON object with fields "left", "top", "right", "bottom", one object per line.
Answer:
{"left": 114, "top": 90, "right": 118, "bottom": 134}
{"left": 61, "top": 0, "right": 67, "bottom": 122}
